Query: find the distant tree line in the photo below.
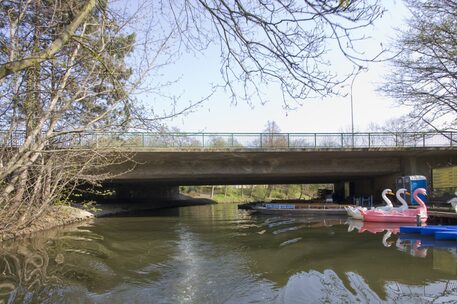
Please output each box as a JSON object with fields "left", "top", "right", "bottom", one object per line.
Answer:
{"left": 180, "top": 184, "right": 333, "bottom": 203}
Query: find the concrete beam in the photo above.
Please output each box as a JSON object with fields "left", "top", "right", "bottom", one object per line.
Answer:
{"left": 98, "top": 148, "right": 457, "bottom": 201}
{"left": 106, "top": 150, "right": 404, "bottom": 185}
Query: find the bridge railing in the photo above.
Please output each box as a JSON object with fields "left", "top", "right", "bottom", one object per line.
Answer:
{"left": 0, "top": 131, "right": 455, "bottom": 149}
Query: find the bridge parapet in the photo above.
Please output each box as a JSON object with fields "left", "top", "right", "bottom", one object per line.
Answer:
{"left": 1, "top": 131, "right": 455, "bottom": 150}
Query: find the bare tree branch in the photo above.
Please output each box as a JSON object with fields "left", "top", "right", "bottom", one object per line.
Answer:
{"left": 0, "top": 0, "right": 98, "bottom": 80}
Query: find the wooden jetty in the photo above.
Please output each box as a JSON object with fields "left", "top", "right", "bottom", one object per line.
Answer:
{"left": 428, "top": 209, "right": 457, "bottom": 224}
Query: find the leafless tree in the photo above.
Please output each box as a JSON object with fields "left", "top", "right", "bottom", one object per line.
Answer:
{"left": 368, "top": 116, "right": 429, "bottom": 146}
{"left": 0, "top": 0, "right": 387, "bottom": 235}
{"left": 0, "top": 0, "right": 173, "bottom": 235}
{"left": 163, "top": 0, "right": 386, "bottom": 107}
{"left": 262, "top": 120, "right": 288, "bottom": 147}
{"left": 380, "top": 0, "right": 457, "bottom": 136}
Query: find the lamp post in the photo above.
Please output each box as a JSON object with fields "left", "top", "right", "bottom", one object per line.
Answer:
{"left": 350, "top": 67, "right": 362, "bottom": 147}
{"left": 350, "top": 75, "right": 356, "bottom": 147}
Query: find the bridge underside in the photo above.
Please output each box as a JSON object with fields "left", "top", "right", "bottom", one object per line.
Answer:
{"left": 106, "top": 150, "right": 405, "bottom": 185}
{"left": 102, "top": 149, "right": 457, "bottom": 202}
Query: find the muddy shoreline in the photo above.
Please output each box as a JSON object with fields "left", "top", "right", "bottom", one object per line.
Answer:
{"left": 1, "top": 206, "right": 95, "bottom": 242}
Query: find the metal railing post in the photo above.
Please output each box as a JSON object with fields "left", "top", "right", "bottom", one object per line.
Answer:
{"left": 231, "top": 133, "right": 234, "bottom": 146}
{"left": 202, "top": 133, "right": 205, "bottom": 148}
{"left": 368, "top": 133, "right": 371, "bottom": 148}
{"left": 423, "top": 133, "right": 425, "bottom": 147}
{"left": 260, "top": 133, "right": 263, "bottom": 148}
{"left": 314, "top": 133, "right": 317, "bottom": 148}
{"left": 341, "top": 133, "right": 344, "bottom": 147}
{"left": 287, "top": 133, "right": 290, "bottom": 148}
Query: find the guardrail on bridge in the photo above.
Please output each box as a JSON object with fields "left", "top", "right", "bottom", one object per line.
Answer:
{"left": 1, "top": 131, "right": 455, "bottom": 150}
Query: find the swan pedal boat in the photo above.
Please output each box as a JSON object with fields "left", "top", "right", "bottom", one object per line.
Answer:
{"left": 360, "top": 188, "right": 428, "bottom": 224}
{"left": 360, "top": 209, "right": 427, "bottom": 223}
{"left": 345, "top": 188, "right": 407, "bottom": 220}
{"left": 344, "top": 206, "right": 365, "bottom": 220}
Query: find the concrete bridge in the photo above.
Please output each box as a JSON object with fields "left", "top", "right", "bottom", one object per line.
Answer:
{"left": 90, "top": 131, "right": 457, "bottom": 203}
{"left": 4, "top": 130, "right": 455, "bottom": 202}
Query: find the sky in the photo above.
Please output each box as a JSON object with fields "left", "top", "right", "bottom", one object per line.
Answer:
{"left": 137, "top": 1, "right": 411, "bottom": 133}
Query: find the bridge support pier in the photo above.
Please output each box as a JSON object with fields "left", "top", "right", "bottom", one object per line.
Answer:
{"left": 352, "top": 178, "right": 374, "bottom": 198}
{"left": 351, "top": 173, "right": 398, "bottom": 204}
{"left": 333, "top": 182, "right": 349, "bottom": 202}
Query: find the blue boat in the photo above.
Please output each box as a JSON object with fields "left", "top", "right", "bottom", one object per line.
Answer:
{"left": 419, "top": 226, "right": 457, "bottom": 235}
{"left": 399, "top": 226, "right": 424, "bottom": 234}
{"left": 435, "top": 231, "right": 457, "bottom": 241}
{"left": 400, "top": 225, "right": 457, "bottom": 234}
{"left": 399, "top": 225, "right": 457, "bottom": 242}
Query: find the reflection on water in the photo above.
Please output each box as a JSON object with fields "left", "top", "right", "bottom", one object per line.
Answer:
{"left": 0, "top": 240, "right": 55, "bottom": 303}
{"left": 280, "top": 270, "right": 457, "bottom": 303}
{"left": 1, "top": 204, "right": 457, "bottom": 303}
{"left": 347, "top": 218, "right": 457, "bottom": 259}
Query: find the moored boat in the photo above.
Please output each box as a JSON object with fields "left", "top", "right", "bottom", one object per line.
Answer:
{"left": 251, "top": 203, "right": 347, "bottom": 215}
{"left": 345, "top": 188, "right": 399, "bottom": 220}
{"left": 344, "top": 206, "right": 366, "bottom": 219}
{"left": 360, "top": 188, "right": 428, "bottom": 223}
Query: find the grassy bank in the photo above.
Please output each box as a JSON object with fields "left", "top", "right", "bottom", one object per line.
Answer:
{"left": 181, "top": 184, "right": 332, "bottom": 204}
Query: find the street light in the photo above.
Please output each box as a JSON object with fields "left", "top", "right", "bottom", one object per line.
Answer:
{"left": 350, "top": 67, "right": 363, "bottom": 147}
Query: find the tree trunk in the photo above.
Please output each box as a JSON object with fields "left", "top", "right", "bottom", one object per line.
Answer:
{"left": 249, "top": 185, "right": 254, "bottom": 198}
{"left": 265, "top": 185, "right": 273, "bottom": 200}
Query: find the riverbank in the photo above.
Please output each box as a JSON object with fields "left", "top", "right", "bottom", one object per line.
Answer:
{"left": 1, "top": 194, "right": 215, "bottom": 242}
{"left": 1, "top": 205, "right": 94, "bottom": 242}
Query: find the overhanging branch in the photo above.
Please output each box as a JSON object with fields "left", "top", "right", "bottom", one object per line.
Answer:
{"left": 0, "top": 0, "right": 98, "bottom": 80}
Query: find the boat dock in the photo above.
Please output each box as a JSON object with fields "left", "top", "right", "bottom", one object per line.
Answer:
{"left": 428, "top": 209, "right": 457, "bottom": 224}
{"left": 239, "top": 201, "right": 350, "bottom": 215}
{"left": 239, "top": 201, "right": 457, "bottom": 223}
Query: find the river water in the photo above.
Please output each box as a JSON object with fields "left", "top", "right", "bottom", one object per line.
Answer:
{"left": 1, "top": 204, "right": 457, "bottom": 304}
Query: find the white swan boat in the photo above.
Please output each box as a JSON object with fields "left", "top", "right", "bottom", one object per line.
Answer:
{"left": 345, "top": 188, "right": 396, "bottom": 220}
